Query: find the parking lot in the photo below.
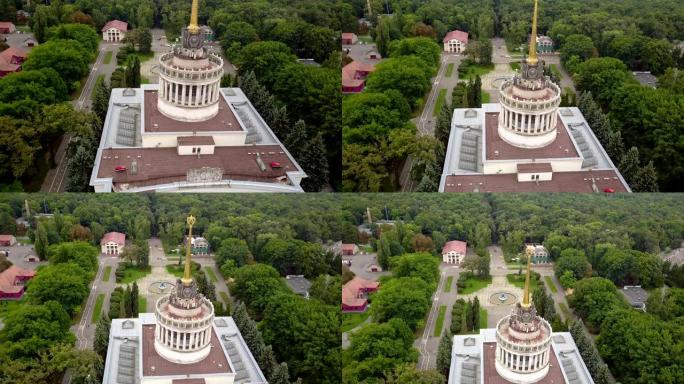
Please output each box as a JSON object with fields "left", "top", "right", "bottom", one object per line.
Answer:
{"left": 344, "top": 251, "right": 389, "bottom": 281}
{"left": 1, "top": 243, "right": 43, "bottom": 270}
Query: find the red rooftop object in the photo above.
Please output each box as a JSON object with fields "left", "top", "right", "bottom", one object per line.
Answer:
{"left": 270, "top": 162, "right": 282, "bottom": 169}
{"left": 442, "top": 240, "right": 467, "bottom": 255}
{"left": 115, "top": 166, "right": 127, "bottom": 172}
{"left": 342, "top": 277, "right": 379, "bottom": 312}
{"left": 603, "top": 188, "right": 615, "bottom": 193}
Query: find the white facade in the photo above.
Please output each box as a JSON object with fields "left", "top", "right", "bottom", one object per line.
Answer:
{"left": 103, "top": 28, "right": 125, "bottom": 42}
{"left": 443, "top": 250, "right": 465, "bottom": 264}
{"left": 444, "top": 39, "right": 467, "bottom": 54}
{"left": 101, "top": 241, "right": 122, "bottom": 255}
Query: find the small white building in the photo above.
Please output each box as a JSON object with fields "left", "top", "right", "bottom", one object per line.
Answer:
{"left": 442, "top": 240, "right": 467, "bottom": 264}
{"left": 101, "top": 20, "right": 128, "bottom": 42}
{"left": 101, "top": 232, "right": 126, "bottom": 255}
{"left": 443, "top": 30, "right": 469, "bottom": 54}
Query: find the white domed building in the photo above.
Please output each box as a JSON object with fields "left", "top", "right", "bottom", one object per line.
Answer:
{"left": 447, "top": 257, "right": 594, "bottom": 384}
{"left": 440, "top": 0, "right": 629, "bottom": 193}
{"left": 90, "top": 0, "right": 305, "bottom": 193}
{"left": 102, "top": 215, "right": 267, "bottom": 384}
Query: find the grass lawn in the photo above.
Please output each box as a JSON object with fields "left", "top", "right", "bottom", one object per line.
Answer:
{"left": 509, "top": 62, "right": 521, "bottom": 71}
{"left": 103, "top": 266, "right": 112, "bottom": 282}
{"left": 204, "top": 266, "right": 218, "bottom": 283}
{"left": 166, "top": 262, "right": 200, "bottom": 278}
{"left": 118, "top": 265, "right": 151, "bottom": 284}
{"left": 219, "top": 291, "right": 231, "bottom": 306}
{"left": 91, "top": 294, "right": 104, "bottom": 323}
{"left": 481, "top": 91, "right": 490, "bottom": 104}
{"left": 358, "top": 35, "right": 374, "bottom": 43}
{"left": 444, "top": 276, "right": 454, "bottom": 293}
{"left": 545, "top": 276, "right": 558, "bottom": 293}
{"left": 432, "top": 88, "right": 447, "bottom": 116}
{"left": 103, "top": 51, "right": 113, "bottom": 65}
{"left": 445, "top": 63, "right": 455, "bottom": 77}
{"left": 559, "top": 302, "right": 572, "bottom": 320}
{"left": 342, "top": 311, "right": 371, "bottom": 333}
{"left": 138, "top": 297, "right": 147, "bottom": 313}
{"left": 480, "top": 308, "right": 488, "bottom": 329}
{"left": 16, "top": 25, "right": 31, "bottom": 33}
{"left": 458, "top": 61, "right": 494, "bottom": 80}
{"left": 433, "top": 305, "right": 447, "bottom": 337}
{"left": 458, "top": 276, "right": 492, "bottom": 294}
{"left": 141, "top": 76, "right": 150, "bottom": 85}
{"left": 506, "top": 274, "right": 539, "bottom": 290}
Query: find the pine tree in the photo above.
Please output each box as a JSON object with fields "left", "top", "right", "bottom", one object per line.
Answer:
{"left": 66, "top": 140, "right": 96, "bottom": 192}
{"left": 301, "top": 133, "right": 329, "bottom": 192}
{"left": 232, "top": 302, "right": 249, "bottom": 331}
{"left": 633, "top": 161, "right": 659, "bottom": 192}
{"left": 35, "top": 221, "right": 49, "bottom": 260}
{"left": 465, "top": 300, "right": 474, "bottom": 331}
{"left": 94, "top": 315, "right": 111, "bottom": 359}
{"left": 619, "top": 146, "right": 641, "bottom": 186}
{"left": 119, "top": 291, "right": 127, "bottom": 318}
{"left": 436, "top": 331, "right": 453, "bottom": 376}
{"left": 205, "top": 276, "right": 217, "bottom": 302}
{"left": 125, "top": 285, "right": 133, "bottom": 317}
{"left": 284, "top": 120, "right": 308, "bottom": 161}
{"left": 125, "top": 55, "right": 141, "bottom": 88}
{"left": 269, "top": 362, "right": 291, "bottom": 384}
{"left": 473, "top": 76, "right": 482, "bottom": 107}
{"left": 606, "top": 130, "right": 626, "bottom": 164}
{"left": 435, "top": 102, "right": 452, "bottom": 147}
{"left": 92, "top": 78, "right": 111, "bottom": 123}
{"left": 259, "top": 345, "right": 278, "bottom": 380}
{"left": 131, "top": 282, "right": 139, "bottom": 317}
{"left": 270, "top": 105, "right": 290, "bottom": 140}
{"left": 472, "top": 297, "right": 480, "bottom": 331}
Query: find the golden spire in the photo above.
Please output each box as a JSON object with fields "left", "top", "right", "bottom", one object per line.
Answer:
{"left": 522, "top": 251, "right": 532, "bottom": 308}
{"left": 182, "top": 215, "right": 196, "bottom": 285}
{"left": 527, "top": 0, "right": 539, "bottom": 66}
{"left": 188, "top": 0, "right": 200, "bottom": 34}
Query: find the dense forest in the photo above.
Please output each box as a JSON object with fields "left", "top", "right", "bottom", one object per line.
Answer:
{"left": 0, "top": 193, "right": 344, "bottom": 383}
{"left": 1, "top": 0, "right": 347, "bottom": 191}
{"left": 343, "top": 0, "right": 684, "bottom": 191}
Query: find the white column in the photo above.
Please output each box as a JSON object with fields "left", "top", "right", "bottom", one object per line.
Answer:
{"left": 175, "top": 83, "right": 179, "bottom": 103}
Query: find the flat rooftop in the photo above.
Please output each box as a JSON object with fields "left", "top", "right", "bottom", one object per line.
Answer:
{"left": 144, "top": 90, "right": 242, "bottom": 133}
{"left": 96, "top": 145, "right": 295, "bottom": 188}
{"left": 443, "top": 170, "right": 628, "bottom": 193}
{"left": 142, "top": 324, "right": 231, "bottom": 376}
{"left": 485, "top": 112, "right": 579, "bottom": 161}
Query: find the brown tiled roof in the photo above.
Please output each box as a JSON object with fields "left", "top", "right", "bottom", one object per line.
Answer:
{"left": 101, "top": 20, "right": 128, "bottom": 32}
{"left": 342, "top": 61, "right": 375, "bottom": 88}
{"left": 485, "top": 112, "right": 580, "bottom": 160}
{"left": 443, "top": 30, "right": 469, "bottom": 44}
{"left": 144, "top": 91, "right": 242, "bottom": 133}
{"left": 0, "top": 266, "right": 35, "bottom": 294}
{"left": 482, "top": 342, "right": 566, "bottom": 383}
{"left": 443, "top": 170, "right": 629, "bottom": 193}
{"left": 142, "top": 325, "right": 231, "bottom": 377}
{"left": 517, "top": 163, "right": 553, "bottom": 173}
{"left": 342, "top": 277, "right": 379, "bottom": 307}
{"left": 100, "top": 232, "right": 125, "bottom": 246}
{"left": 177, "top": 136, "right": 215, "bottom": 146}
{"left": 442, "top": 240, "right": 467, "bottom": 255}
{"left": 97, "top": 145, "right": 295, "bottom": 187}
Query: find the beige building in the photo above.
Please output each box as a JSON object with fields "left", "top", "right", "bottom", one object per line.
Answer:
{"left": 101, "top": 232, "right": 125, "bottom": 255}
{"left": 101, "top": 20, "right": 128, "bottom": 42}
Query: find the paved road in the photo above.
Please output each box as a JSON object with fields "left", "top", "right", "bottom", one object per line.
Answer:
{"left": 345, "top": 252, "right": 389, "bottom": 281}
{"left": 401, "top": 53, "right": 463, "bottom": 191}
{"left": 41, "top": 41, "right": 121, "bottom": 192}
{"left": 72, "top": 254, "right": 119, "bottom": 350}
{"left": 416, "top": 264, "right": 461, "bottom": 370}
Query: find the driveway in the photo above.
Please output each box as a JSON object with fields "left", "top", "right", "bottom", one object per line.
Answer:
{"left": 346, "top": 252, "right": 389, "bottom": 281}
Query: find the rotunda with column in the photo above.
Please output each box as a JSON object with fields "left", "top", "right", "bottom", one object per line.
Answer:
{"left": 494, "top": 252, "right": 553, "bottom": 383}
{"left": 157, "top": 0, "right": 224, "bottom": 122}
{"left": 497, "top": 0, "right": 561, "bottom": 149}
{"left": 153, "top": 215, "right": 215, "bottom": 364}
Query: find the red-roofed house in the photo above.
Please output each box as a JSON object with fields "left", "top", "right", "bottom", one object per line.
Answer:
{"left": 342, "top": 60, "right": 375, "bottom": 93}
{"left": 342, "top": 276, "right": 379, "bottom": 312}
{"left": 342, "top": 32, "right": 358, "bottom": 45}
{"left": 101, "top": 232, "right": 126, "bottom": 255}
{"left": 341, "top": 243, "right": 359, "bottom": 256}
{"left": 0, "top": 266, "right": 36, "bottom": 300}
{"left": 102, "top": 20, "right": 128, "bottom": 42}
{"left": 0, "top": 21, "right": 16, "bottom": 34}
{"left": 442, "top": 240, "right": 467, "bottom": 264}
{"left": 0, "top": 47, "right": 27, "bottom": 77}
{"left": 0, "top": 235, "right": 16, "bottom": 247}
{"left": 443, "top": 30, "right": 469, "bottom": 53}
